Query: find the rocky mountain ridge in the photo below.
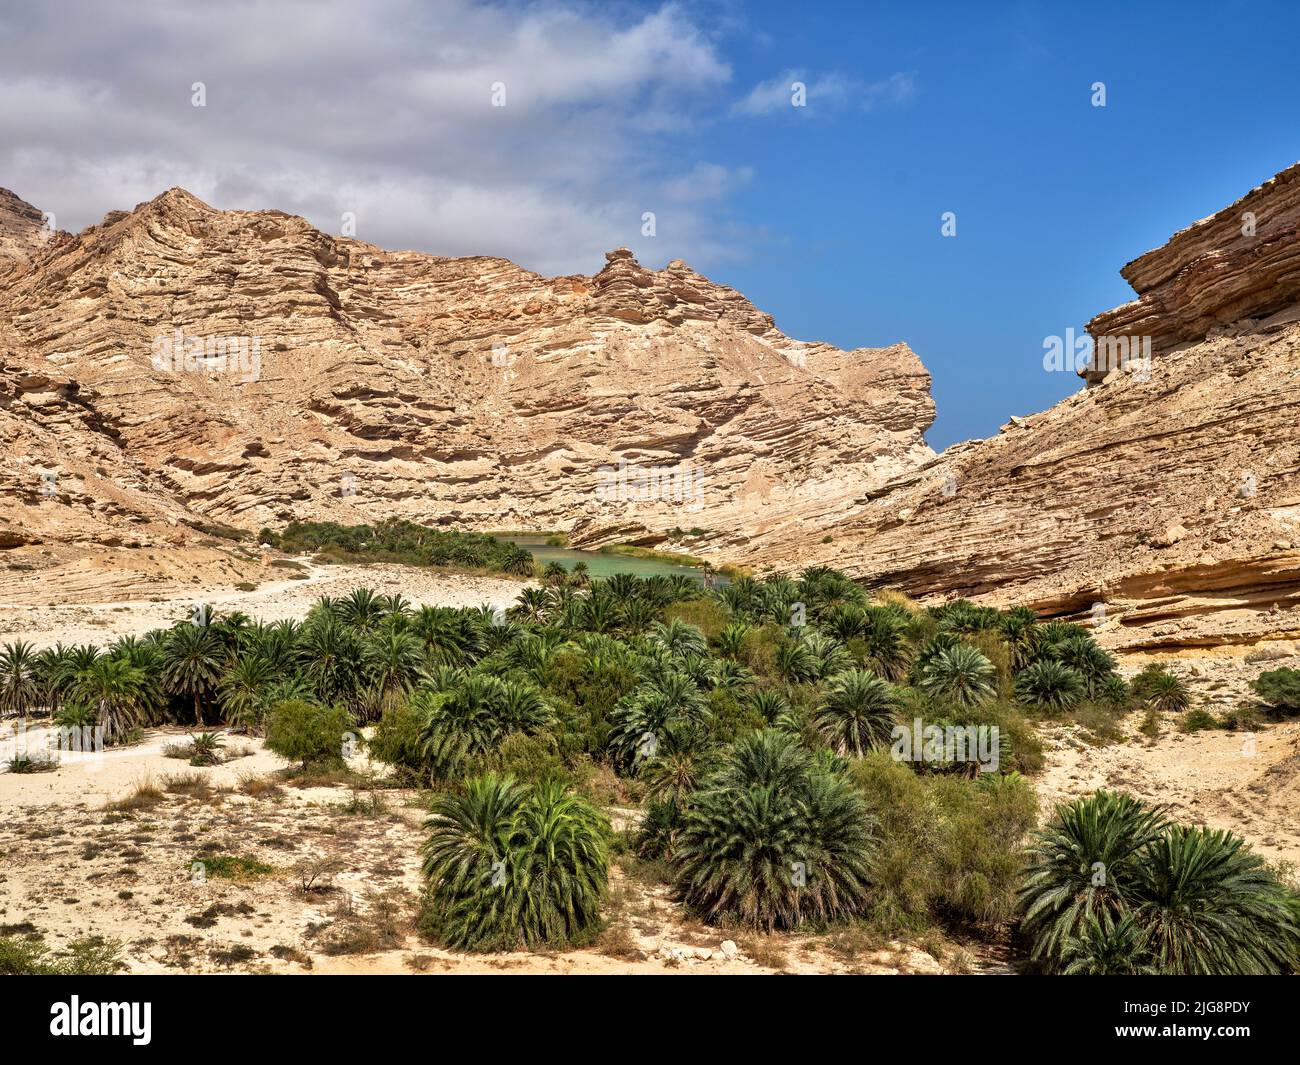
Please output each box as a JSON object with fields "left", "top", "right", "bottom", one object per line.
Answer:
{"left": 0, "top": 185, "right": 933, "bottom": 554}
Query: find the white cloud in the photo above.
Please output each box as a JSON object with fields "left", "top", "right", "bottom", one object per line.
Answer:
{"left": 662, "top": 163, "right": 754, "bottom": 203}
{"left": 0, "top": 0, "right": 739, "bottom": 274}
{"left": 733, "top": 69, "right": 915, "bottom": 116}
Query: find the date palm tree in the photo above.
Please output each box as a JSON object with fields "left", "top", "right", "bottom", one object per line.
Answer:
{"left": 1134, "top": 825, "right": 1299, "bottom": 975}
{"left": 339, "top": 587, "right": 385, "bottom": 634}
{"left": 218, "top": 654, "right": 274, "bottom": 730}
{"left": 0, "top": 641, "right": 40, "bottom": 717}
{"left": 919, "top": 643, "right": 995, "bottom": 708}
{"left": 1015, "top": 659, "right": 1086, "bottom": 713}
{"left": 715, "top": 621, "right": 752, "bottom": 660}
{"left": 860, "top": 609, "right": 912, "bottom": 681}
{"left": 160, "top": 623, "right": 225, "bottom": 726}
{"left": 1052, "top": 635, "right": 1118, "bottom": 698}
{"left": 609, "top": 672, "right": 709, "bottom": 770}
{"left": 1060, "top": 914, "right": 1158, "bottom": 975}
{"left": 1018, "top": 791, "right": 1169, "bottom": 967}
{"left": 412, "top": 605, "right": 482, "bottom": 668}
{"left": 297, "top": 616, "right": 366, "bottom": 711}
{"left": 363, "top": 628, "right": 426, "bottom": 719}
{"left": 418, "top": 674, "right": 550, "bottom": 780}
{"left": 509, "top": 586, "right": 550, "bottom": 625}
{"left": 813, "top": 669, "right": 902, "bottom": 756}
{"left": 421, "top": 774, "right": 608, "bottom": 951}
{"left": 674, "top": 730, "right": 874, "bottom": 930}
{"left": 745, "top": 687, "right": 790, "bottom": 725}
{"left": 650, "top": 618, "right": 708, "bottom": 659}
{"left": 67, "top": 655, "right": 152, "bottom": 741}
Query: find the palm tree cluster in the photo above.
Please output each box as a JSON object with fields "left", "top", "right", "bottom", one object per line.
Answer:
{"left": 9, "top": 559, "right": 1291, "bottom": 966}
{"left": 420, "top": 774, "right": 608, "bottom": 950}
{"left": 0, "top": 588, "right": 470, "bottom": 739}
{"left": 1020, "top": 791, "right": 1300, "bottom": 974}
{"left": 259, "top": 518, "right": 536, "bottom": 575}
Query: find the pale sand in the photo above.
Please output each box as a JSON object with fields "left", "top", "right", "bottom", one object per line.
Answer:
{"left": 0, "top": 557, "right": 528, "bottom": 649}
{"left": 0, "top": 728, "right": 951, "bottom": 975}
{"left": 1039, "top": 716, "right": 1300, "bottom": 869}
{"left": 1039, "top": 651, "right": 1300, "bottom": 870}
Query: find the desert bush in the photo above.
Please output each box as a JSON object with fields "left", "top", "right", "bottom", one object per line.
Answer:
{"left": 849, "top": 752, "right": 1036, "bottom": 932}
{"left": 0, "top": 934, "right": 123, "bottom": 975}
{"left": 1180, "top": 707, "right": 1219, "bottom": 733}
{"left": 664, "top": 599, "right": 731, "bottom": 644}
{"left": 1251, "top": 667, "right": 1300, "bottom": 713}
{"left": 368, "top": 697, "right": 429, "bottom": 782}
{"left": 264, "top": 699, "right": 355, "bottom": 771}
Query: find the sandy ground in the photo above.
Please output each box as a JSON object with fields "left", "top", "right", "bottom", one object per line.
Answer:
{"left": 0, "top": 728, "right": 954, "bottom": 975}
{"left": 0, "top": 554, "right": 526, "bottom": 649}
{"left": 1039, "top": 650, "right": 1300, "bottom": 870}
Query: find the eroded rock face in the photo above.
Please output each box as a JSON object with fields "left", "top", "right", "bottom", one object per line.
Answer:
{"left": 750, "top": 163, "right": 1300, "bottom": 652}
{"left": 1084, "top": 161, "right": 1300, "bottom": 378}
{"left": 0, "top": 187, "right": 58, "bottom": 276}
{"left": 0, "top": 186, "right": 935, "bottom": 550}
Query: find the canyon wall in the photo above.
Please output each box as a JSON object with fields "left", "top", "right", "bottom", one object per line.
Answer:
{"left": 0, "top": 186, "right": 934, "bottom": 553}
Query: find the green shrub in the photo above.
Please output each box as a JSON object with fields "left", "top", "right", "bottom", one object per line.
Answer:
{"left": 1251, "top": 667, "right": 1300, "bottom": 713}
{"left": 264, "top": 699, "right": 355, "bottom": 770}
{"left": 849, "top": 752, "right": 1036, "bottom": 932}
{"left": 490, "top": 731, "right": 568, "bottom": 785}
{"left": 664, "top": 599, "right": 731, "bottom": 644}
{"left": 1180, "top": 707, "right": 1218, "bottom": 733}
{"left": 369, "top": 698, "right": 430, "bottom": 782}
{"left": 0, "top": 935, "right": 124, "bottom": 975}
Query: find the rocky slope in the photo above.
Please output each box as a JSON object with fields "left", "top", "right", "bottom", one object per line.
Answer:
{"left": 750, "top": 162, "right": 1300, "bottom": 652}
{"left": 0, "top": 186, "right": 934, "bottom": 554}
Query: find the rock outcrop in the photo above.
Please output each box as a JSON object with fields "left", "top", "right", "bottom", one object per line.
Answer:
{"left": 0, "top": 188, "right": 55, "bottom": 275}
{"left": 1085, "top": 162, "right": 1300, "bottom": 378}
{"left": 749, "top": 162, "right": 1300, "bottom": 652}
{"left": 0, "top": 185, "right": 934, "bottom": 551}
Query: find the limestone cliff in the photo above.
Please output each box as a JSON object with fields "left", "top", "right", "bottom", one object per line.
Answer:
{"left": 0, "top": 186, "right": 935, "bottom": 552}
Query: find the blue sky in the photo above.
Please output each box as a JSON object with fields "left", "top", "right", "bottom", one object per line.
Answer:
{"left": 688, "top": 0, "right": 1300, "bottom": 446}
{"left": 4, "top": 0, "right": 1297, "bottom": 448}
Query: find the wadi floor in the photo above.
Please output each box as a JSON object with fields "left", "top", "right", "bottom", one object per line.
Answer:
{"left": 2, "top": 555, "right": 1297, "bottom": 975}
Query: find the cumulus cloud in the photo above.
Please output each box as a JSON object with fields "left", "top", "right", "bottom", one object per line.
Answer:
{"left": 733, "top": 69, "right": 915, "bottom": 116}
{"left": 0, "top": 0, "right": 738, "bottom": 274}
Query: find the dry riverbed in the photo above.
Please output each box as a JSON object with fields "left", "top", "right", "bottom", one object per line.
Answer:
{"left": 0, "top": 730, "right": 955, "bottom": 975}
